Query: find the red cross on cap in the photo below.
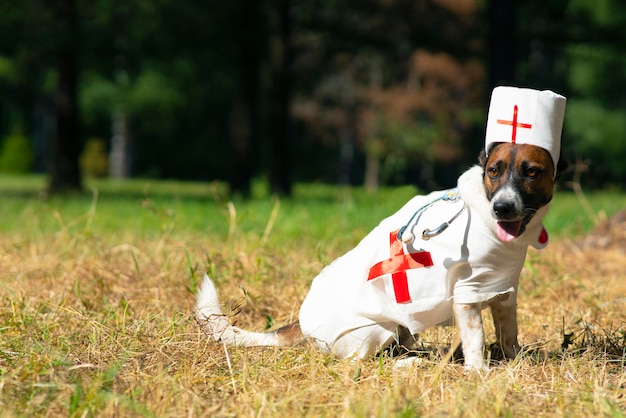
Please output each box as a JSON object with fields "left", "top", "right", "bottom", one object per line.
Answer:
{"left": 485, "top": 86, "right": 566, "bottom": 175}
{"left": 496, "top": 105, "right": 532, "bottom": 144}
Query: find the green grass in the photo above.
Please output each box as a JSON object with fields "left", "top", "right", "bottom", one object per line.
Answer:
{"left": 0, "top": 174, "right": 624, "bottom": 417}
{"left": 1, "top": 174, "right": 622, "bottom": 243}
{"left": 545, "top": 189, "right": 626, "bottom": 237}
{"left": 0, "top": 175, "right": 421, "bottom": 254}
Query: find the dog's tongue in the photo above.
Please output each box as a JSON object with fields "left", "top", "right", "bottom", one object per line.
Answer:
{"left": 496, "top": 220, "right": 523, "bottom": 242}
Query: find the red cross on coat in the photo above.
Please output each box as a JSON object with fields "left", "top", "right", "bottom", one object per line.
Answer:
{"left": 496, "top": 105, "right": 532, "bottom": 143}
{"left": 367, "top": 230, "right": 433, "bottom": 303}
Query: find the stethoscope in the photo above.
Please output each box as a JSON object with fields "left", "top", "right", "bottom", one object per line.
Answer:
{"left": 397, "top": 188, "right": 467, "bottom": 244}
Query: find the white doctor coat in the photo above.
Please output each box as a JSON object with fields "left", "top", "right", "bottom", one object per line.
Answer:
{"left": 298, "top": 165, "right": 549, "bottom": 358}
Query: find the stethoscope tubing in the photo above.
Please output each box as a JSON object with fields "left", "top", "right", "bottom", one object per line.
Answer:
{"left": 397, "top": 189, "right": 466, "bottom": 244}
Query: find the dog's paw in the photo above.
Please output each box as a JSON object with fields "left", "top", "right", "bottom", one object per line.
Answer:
{"left": 393, "top": 356, "right": 426, "bottom": 371}
{"left": 462, "top": 356, "right": 489, "bottom": 372}
{"left": 463, "top": 363, "right": 489, "bottom": 373}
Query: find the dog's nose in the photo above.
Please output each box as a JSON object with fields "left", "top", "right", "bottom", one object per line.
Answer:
{"left": 493, "top": 201, "right": 517, "bottom": 219}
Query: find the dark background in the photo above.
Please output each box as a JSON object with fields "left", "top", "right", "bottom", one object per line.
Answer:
{"left": 0, "top": 0, "right": 624, "bottom": 195}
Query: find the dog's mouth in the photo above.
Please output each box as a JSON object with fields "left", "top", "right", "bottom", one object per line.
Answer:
{"left": 496, "top": 219, "right": 530, "bottom": 242}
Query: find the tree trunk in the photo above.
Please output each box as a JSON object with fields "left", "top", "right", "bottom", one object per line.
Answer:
{"left": 108, "top": 110, "right": 130, "bottom": 178}
{"left": 488, "top": 0, "right": 517, "bottom": 89}
{"left": 364, "top": 57, "right": 382, "bottom": 191}
{"left": 338, "top": 123, "right": 354, "bottom": 185}
{"left": 229, "top": 1, "right": 261, "bottom": 197}
{"left": 49, "top": 0, "right": 82, "bottom": 193}
{"left": 268, "top": 0, "right": 292, "bottom": 196}
{"left": 364, "top": 152, "right": 379, "bottom": 191}
{"left": 229, "top": 92, "right": 254, "bottom": 196}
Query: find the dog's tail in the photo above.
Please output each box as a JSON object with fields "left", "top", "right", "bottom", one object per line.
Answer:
{"left": 195, "top": 274, "right": 304, "bottom": 347}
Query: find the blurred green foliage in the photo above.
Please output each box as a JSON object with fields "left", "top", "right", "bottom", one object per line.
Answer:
{"left": 0, "top": 0, "right": 625, "bottom": 189}
{"left": 0, "top": 132, "right": 33, "bottom": 174}
{"left": 80, "top": 139, "right": 109, "bottom": 178}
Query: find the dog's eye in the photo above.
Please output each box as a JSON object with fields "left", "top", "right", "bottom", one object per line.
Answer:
{"left": 488, "top": 167, "right": 499, "bottom": 178}
{"left": 526, "top": 168, "right": 538, "bottom": 178}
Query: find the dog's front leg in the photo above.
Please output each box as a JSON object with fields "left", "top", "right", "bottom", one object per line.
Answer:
{"left": 490, "top": 300, "right": 520, "bottom": 359}
{"left": 453, "top": 303, "right": 485, "bottom": 370}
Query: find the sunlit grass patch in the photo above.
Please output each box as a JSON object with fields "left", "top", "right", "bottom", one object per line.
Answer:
{"left": 0, "top": 174, "right": 624, "bottom": 416}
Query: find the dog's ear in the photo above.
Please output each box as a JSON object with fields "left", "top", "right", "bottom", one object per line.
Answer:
{"left": 478, "top": 149, "right": 488, "bottom": 168}
{"left": 479, "top": 143, "right": 501, "bottom": 168}
{"left": 555, "top": 155, "right": 569, "bottom": 180}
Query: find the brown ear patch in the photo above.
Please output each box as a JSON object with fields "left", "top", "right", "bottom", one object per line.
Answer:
{"left": 555, "top": 155, "right": 570, "bottom": 180}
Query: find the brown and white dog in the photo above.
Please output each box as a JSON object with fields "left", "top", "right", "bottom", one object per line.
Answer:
{"left": 196, "top": 87, "right": 567, "bottom": 369}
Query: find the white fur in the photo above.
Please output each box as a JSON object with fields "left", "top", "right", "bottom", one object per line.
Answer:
{"left": 453, "top": 303, "right": 486, "bottom": 370}
{"left": 196, "top": 165, "right": 551, "bottom": 370}
{"left": 491, "top": 185, "right": 524, "bottom": 218}
{"left": 195, "top": 274, "right": 279, "bottom": 346}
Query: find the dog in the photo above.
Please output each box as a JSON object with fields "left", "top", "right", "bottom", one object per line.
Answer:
{"left": 195, "top": 87, "right": 567, "bottom": 369}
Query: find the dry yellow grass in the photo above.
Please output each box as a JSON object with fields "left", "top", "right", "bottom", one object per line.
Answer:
{"left": 0, "top": 197, "right": 624, "bottom": 417}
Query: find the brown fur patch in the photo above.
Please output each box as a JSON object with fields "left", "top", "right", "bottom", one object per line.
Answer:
{"left": 482, "top": 143, "right": 555, "bottom": 204}
{"left": 276, "top": 322, "right": 306, "bottom": 346}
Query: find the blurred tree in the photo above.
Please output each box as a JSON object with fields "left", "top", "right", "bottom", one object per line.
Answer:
{"left": 563, "top": 0, "right": 626, "bottom": 187}
{"left": 292, "top": 0, "right": 484, "bottom": 189}
{"left": 1, "top": 0, "right": 625, "bottom": 192}
{"left": 80, "top": 138, "right": 108, "bottom": 178}
{"left": 487, "top": 0, "right": 517, "bottom": 88}
{"left": 81, "top": 69, "right": 183, "bottom": 178}
{"left": 513, "top": 0, "right": 626, "bottom": 187}
{"left": 360, "top": 50, "right": 484, "bottom": 190}
{"left": 269, "top": 0, "right": 293, "bottom": 196}
{"left": 48, "top": 0, "right": 82, "bottom": 193}
{"left": 0, "top": 1, "right": 82, "bottom": 192}
{"left": 228, "top": 1, "right": 263, "bottom": 197}
{"left": 0, "top": 131, "right": 33, "bottom": 173}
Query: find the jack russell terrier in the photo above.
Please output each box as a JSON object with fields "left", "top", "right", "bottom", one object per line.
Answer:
{"left": 195, "top": 86, "right": 568, "bottom": 370}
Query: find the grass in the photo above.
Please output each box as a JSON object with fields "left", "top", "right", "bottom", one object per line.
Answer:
{"left": 0, "top": 174, "right": 624, "bottom": 417}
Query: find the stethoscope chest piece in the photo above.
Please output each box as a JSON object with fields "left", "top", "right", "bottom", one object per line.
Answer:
{"left": 400, "top": 231, "right": 415, "bottom": 244}
{"left": 397, "top": 188, "right": 466, "bottom": 243}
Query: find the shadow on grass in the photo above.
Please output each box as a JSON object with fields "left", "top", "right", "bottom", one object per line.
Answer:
{"left": 382, "top": 321, "right": 625, "bottom": 367}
